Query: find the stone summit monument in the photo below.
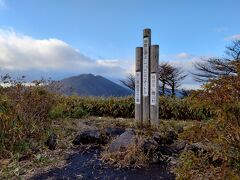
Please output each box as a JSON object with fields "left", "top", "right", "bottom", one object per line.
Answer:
{"left": 135, "top": 29, "right": 159, "bottom": 127}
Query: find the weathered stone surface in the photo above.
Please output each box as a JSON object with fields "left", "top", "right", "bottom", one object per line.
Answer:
{"left": 158, "top": 140, "right": 187, "bottom": 156}
{"left": 185, "top": 142, "right": 206, "bottom": 153}
{"left": 142, "top": 138, "right": 158, "bottom": 154}
{"left": 169, "top": 140, "right": 188, "bottom": 153}
{"left": 46, "top": 133, "right": 57, "bottom": 150}
{"left": 108, "top": 129, "right": 136, "bottom": 153}
{"left": 165, "top": 130, "right": 178, "bottom": 144}
{"left": 152, "top": 130, "right": 178, "bottom": 145}
{"left": 141, "top": 138, "right": 162, "bottom": 163}
{"left": 73, "top": 130, "right": 101, "bottom": 145}
{"left": 158, "top": 146, "right": 173, "bottom": 155}
{"left": 168, "top": 157, "right": 178, "bottom": 166}
{"left": 151, "top": 153, "right": 160, "bottom": 164}
{"left": 104, "top": 127, "right": 125, "bottom": 137}
{"left": 152, "top": 132, "right": 162, "bottom": 143}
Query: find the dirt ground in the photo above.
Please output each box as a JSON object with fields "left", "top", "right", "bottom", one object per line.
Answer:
{"left": 31, "top": 146, "right": 175, "bottom": 180}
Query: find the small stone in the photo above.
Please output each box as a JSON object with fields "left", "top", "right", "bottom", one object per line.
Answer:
{"left": 165, "top": 130, "right": 178, "bottom": 144}
{"left": 142, "top": 139, "right": 158, "bottom": 154}
{"left": 104, "top": 127, "right": 125, "bottom": 137}
{"left": 186, "top": 142, "right": 206, "bottom": 153}
{"left": 168, "top": 157, "right": 178, "bottom": 166}
{"left": 153, "top": 132, "right": 162, "bottom": 143}
{"left": 158, "top": 146, "right": 173, "bottom": 155}
{"left": 151, "top": 154, "right": 160, "bottom": 164}
{"left": 73, "top": 130, "right": 101, "bottom": 145}
{"left": 64, "top": 154, "right": 72, "bottom": 161}
{"left": 45, "top": 133, "right": 57, "bottom": 150}
{"left": 169, "top": 140, "right": 188, "bottom": 153}
{"left": 153, "top": 131, "right": 178, "bottom": 145}
{"left": 19, "top": 154, "right": 31, "bottom": 162}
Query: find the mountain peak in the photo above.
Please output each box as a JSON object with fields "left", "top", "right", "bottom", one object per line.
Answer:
{"left": 60, "top": 74, "right": 133, "bottom": 97}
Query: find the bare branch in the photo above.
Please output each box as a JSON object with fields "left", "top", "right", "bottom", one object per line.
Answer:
{"left": 193, "top": 40, "right": 240, "bottom": 82}
{"left": 120, "top": 74, "right": 135, "bottom": 91}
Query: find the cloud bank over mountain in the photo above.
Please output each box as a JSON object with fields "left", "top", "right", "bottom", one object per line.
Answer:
{"left": 0, "top": 29, "right": 128, "bottom": 80}
{"left": 0, "top": 28, "right": 206, "bottom": 89}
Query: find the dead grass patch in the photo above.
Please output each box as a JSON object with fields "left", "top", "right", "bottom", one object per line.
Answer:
{"left": 100, "top": 136, "right": 150, "bottom": 168}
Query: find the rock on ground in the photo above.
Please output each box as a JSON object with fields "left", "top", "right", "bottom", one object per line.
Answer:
{"left": 45, "top": 133, "right": 57, "bottom": 150}
{"left": 152, "top": 130, "right": 178, "bottom": 145}
{"left": 169, "top": 140, "right": 188, "bottom": 153}
{"left": 73, "top": 130, "right": 101, "bottom": 145}
{"left": 108, "top": 128, "right": 136, "bottom": 153}
{"left": 104, "top": 127, "right": 125, "bottom": 137}
{"left": 185, "top": 142, "right": 206, "bottom": 153}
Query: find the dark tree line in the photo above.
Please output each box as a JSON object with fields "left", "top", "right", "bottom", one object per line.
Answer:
{"left": 121, "top": 40, "right": 240, "bottom": 95}
{"left": 120, "top": 63, "right": 187, "bottom": 97}
{"left": 159, "top": 63, "right": 187, "bottom": 96}
{"left": 193, "top": 40, "right": 240, "bottom": 82}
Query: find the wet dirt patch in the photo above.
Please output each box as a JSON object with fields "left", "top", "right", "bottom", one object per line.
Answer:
{"left": 31, "top": 146, "right": 175, "bottom": 180}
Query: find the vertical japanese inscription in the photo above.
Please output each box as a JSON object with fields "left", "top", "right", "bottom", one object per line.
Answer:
{"left": 143, "top": 37, "right": 149, "bottom": 96}
{"left": 150, "top": 73, "right": 157, "bottom": 105}
{"left": 135, "top": 72, "right": 141, "bottom": 104}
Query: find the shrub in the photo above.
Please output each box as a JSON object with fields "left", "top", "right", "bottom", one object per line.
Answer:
{"left": 50, "top": 95, "right": 213, "bottom": 121}
{"left": 175, "top": 63, "right": 240, "bottom": 179}
{"left": 159, "top": 96, "right": 214, "bottom": 120}
{"left": 50, "top": 96, "right": 135, "bottom": 119}
{"left": 0, "top": 81, "right": 55, "bottom": 159}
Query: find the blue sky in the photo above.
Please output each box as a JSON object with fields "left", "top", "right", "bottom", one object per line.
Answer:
{"left": 0, "top": 0, "right": 240, "bottom": 89}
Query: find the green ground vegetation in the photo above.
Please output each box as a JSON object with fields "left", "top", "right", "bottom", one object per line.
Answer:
{"left": 0, "top": 63, "right": 239, "bottom": 179}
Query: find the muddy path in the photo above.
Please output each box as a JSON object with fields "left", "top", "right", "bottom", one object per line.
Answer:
{"left": 31, "top": 146, "right": 175, "bottom": 180}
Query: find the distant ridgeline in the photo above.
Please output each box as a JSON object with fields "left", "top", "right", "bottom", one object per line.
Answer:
{"left": 59, "top": 74, "right": 133, "bottom": 97}
{"left": 159, "top": 88, "right": 186, "bottom": 98}
{"left": 57, "top": 74, "right": 186, "bottom": 98}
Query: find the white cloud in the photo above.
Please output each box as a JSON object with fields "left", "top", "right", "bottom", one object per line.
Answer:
{"left": 160, "top": 54, "right": 211, "bottom": 90}
{"left": 161, "top": 53, "right": 202, "bottom": 73}
{"left": 0, "top": 28, "right": 205, "bottom": 89}
{"left": 0, "top": 29, "right": 128, "bottom": 79}
{"left": 175, "top": 52, "right": 191, "bottom": 59}
{"left": 129, "top": 64, "right": 135, "bottom": 75}
{"left": 0, "top": 29, "right": 91, "bottom": 71}
{"left": 225, "top": 34, "right": 240, "bottom": 41}
{"left": 181, "top": 84, "right": 202, "bottom": 90}
{"left": 96, "top": 59, "right": 120, "bottom": 67}
{"left": 169, "top": 58, "right": 201, "bottom": 89}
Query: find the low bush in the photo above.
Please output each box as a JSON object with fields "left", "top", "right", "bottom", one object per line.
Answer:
{"left": 50, "top": 95, "right": 135, "bottom": 119}
{"left": 0, "top": 80, "right": 55, "bottom": 159}
{"left": 159, "top": 96, "right": 213, "bottom": 120}
{"left": 50, "top": 95, "right": 213, "bottom": 121}
{"left": 175, "top": 105, "right": 240, "bottom": 179}
{"left": 174, "top": 63, "right": 240, "bottom": 179}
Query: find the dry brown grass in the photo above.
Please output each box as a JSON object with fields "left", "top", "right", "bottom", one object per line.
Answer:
{"left": 0, "top": 113, "right": 193, "bottom": 179}
{"left": 100, "top": 136, "right": 150, "bottom": 168}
